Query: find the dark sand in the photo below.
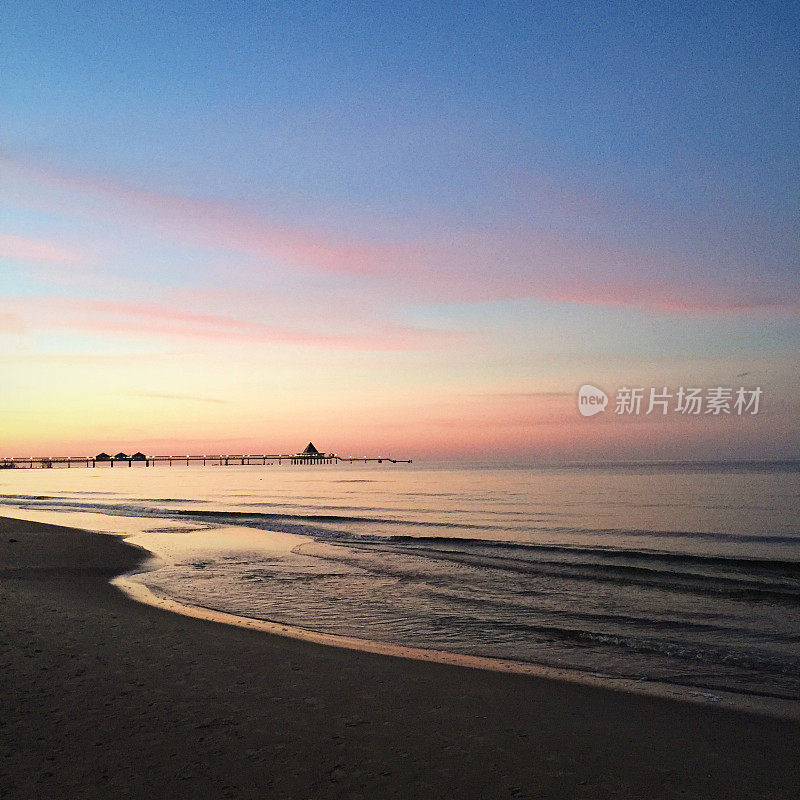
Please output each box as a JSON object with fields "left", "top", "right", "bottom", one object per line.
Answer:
{"left": 1, "top": 516, "right": 798, "bottom": 800}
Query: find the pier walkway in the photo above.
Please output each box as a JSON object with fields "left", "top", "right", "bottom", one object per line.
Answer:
{"left": 0, "top": 453, "right": 411, "bottom": 469}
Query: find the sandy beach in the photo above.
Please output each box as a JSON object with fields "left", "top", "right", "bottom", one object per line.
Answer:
{"left": 1, "top": 515, "right": 798, "bottom": 800}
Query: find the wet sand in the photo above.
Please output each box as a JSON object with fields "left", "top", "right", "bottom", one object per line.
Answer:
{"left": 1, "top": 515, "right": 798, "bottom": 799}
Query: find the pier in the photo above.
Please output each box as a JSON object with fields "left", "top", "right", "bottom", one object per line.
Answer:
{"left": 0, "top": 446, "right": 411, "bottom": 470}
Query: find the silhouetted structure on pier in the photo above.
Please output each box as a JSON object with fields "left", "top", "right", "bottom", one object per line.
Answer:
{"left": 291, "top": 442, "right": 334, "bottom": 464}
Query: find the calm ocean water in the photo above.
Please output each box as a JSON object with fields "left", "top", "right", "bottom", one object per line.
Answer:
{"left": 1, "top": 461, "right": 798, "bottom": 711}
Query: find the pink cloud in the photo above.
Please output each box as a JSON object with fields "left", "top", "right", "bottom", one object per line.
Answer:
{"left": 0, "top": 313, "right": 26, "bottom": 334}
{"left": 4, "top": 157, "right": 797, "bottom": 314}
{"left": 529, "top": 280, "right": 800, "bottom": 313}
{"left": 0, "top": 232, "right": 83, "bottom": 265}
{"left": 423, "top": 229, "right": 800, "bottom": 312}
{"left": 7, "top": 296, "right": 463, "bottom": 351}
{"left": 2, "top": 158, "right": 413, "bottom": 277}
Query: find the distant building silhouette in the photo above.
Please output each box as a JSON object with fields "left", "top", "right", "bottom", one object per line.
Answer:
{"left": 95, "top": 452, "right": 111, "bottom": 462}
{"left": 292, "top": 442, "right": 333, "bottom": 464}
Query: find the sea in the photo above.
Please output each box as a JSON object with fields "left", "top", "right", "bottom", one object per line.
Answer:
{"left": 1, "top": 460, "right": 798, "bottom": 716}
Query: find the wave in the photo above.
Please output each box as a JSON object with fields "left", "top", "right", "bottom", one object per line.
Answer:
{"left": 307, "top": 547, "right": 800, "bottom": 606}
{"left": 468, "top": 618, "right": 798, "bottom": 678}
{"left": 3, "top": 493, "right": 797, "bottom": 544}
{"left": 174, "top": 508, "right": 492, "bottom": 529}
{"left": 376, "top": 535, "right": 800, "bottom": 571}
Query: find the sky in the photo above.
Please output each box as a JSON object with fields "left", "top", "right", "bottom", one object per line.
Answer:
{"left": 1, "top": 1, "right": 798, "bottom": 461}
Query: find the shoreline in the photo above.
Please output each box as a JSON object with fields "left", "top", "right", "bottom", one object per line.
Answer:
{"left": 113, "top": 570, "right": 800, "bottom": 722}
{"left": 2, "top": 514, "right": 799, "bottom": 799}
{"left": 5, "top": 501, "right": 797, "bottom": 720}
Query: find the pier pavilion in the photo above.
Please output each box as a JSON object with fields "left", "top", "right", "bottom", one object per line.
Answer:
{"left": 290, "top": 442, "right": 334, "bottom": 465}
